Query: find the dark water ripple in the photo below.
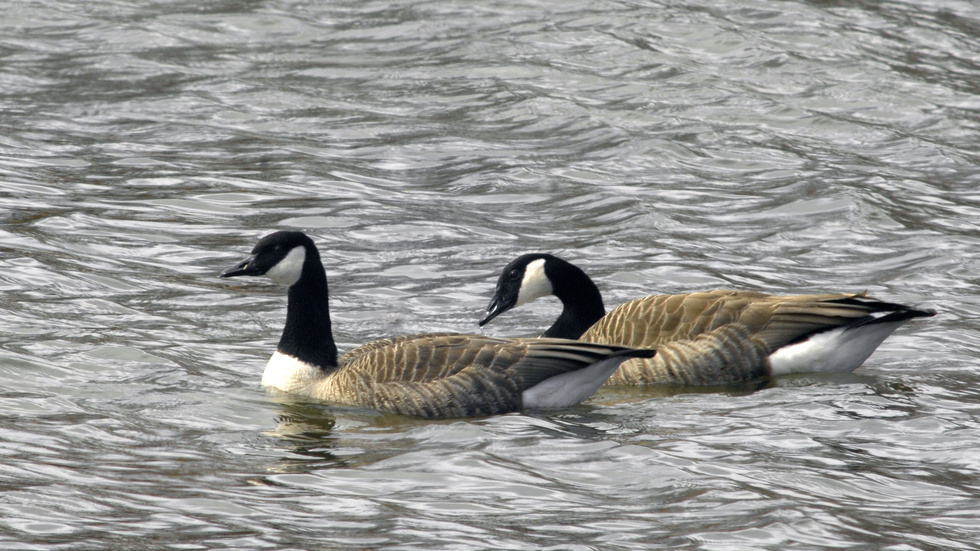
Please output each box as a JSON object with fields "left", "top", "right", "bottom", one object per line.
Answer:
{"left": 1, "top": 0, "right": 979, "bottom": 549}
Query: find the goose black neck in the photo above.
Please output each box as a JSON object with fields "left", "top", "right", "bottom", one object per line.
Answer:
{"left": 278, "top": 248, "right": 338, "bottom": 370}
{"left": 542, "top": 260, "right": 606, "bottom": 339}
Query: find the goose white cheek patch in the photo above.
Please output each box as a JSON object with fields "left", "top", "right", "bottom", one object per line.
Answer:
{"left": 266, "top": 246, "right": 306, "bottom": 286}
{"left": 516, "top": 258, "right": 553, "bottom": 306}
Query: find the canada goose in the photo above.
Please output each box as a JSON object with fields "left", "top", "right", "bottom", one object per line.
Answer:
{"left": 220, "top": 232, "right": 655, "bottom": 418}
{"left": 479, "top": 254, "right": 935, "bottom": 386}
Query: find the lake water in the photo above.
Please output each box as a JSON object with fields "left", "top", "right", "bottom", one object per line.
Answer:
{"left": 2, "top": 0, "right": 979, "bottom": 549}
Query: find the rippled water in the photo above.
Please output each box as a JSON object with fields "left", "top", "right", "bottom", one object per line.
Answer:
{"left": 2, "top": 0, "right": 979, "bottom": 548}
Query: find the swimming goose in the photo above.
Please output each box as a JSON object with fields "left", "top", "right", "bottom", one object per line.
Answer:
{"left": 220, "top": 232, "right": 655, "bottom": 418}
{"left": 479, "top": 254, "right": 935, "bottom": 386}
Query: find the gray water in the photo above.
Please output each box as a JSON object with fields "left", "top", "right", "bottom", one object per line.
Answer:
{"left": 2, "top": 0, "right": 979, "bottom": 549}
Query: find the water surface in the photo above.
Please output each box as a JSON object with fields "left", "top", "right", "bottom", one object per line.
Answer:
{"left": 1, "top": 0, "right": 979, "bottom": 549}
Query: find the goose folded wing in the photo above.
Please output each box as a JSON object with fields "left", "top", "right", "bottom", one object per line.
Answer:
{"left": 751, "top": 293, "right": 901, "bottom": 351}
{"left": 584, "top": 290, "right": 770, "bottom": 347}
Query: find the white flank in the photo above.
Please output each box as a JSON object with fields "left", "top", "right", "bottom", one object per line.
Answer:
{"left": 262, "top": 351, "right": 321, "bottom": 393}
{"left": 266, "top": 246, "right": 306, "bottom": 286}
{"left": 516, "top": 258, "right": 553, "bottom": 307}
{"left": 521, "top": 356, "right": 628, "bottom": 408}
{"left": 768, "top": 320, "right": 907, "bottom": 376}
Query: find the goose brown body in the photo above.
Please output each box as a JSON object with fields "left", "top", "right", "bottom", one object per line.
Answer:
{"left": 323, "top": 333, "right": 652, "bottom": 418}
{"left": 587, "top": 290, "right": 918, "bottom": 385}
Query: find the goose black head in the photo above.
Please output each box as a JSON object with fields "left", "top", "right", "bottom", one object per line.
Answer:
{"left": 221, "top": 230, "right": 336, "bottom": 368}
{"left": 479, "top": 253, "right": 556, "bottom": 326}
{"left": 221, "top": 231, "right": 316, "bottom": 287}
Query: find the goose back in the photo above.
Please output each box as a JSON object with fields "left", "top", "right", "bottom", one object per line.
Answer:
{"left": 584, "top": 290, "right": 934, "bottom": 385}
{"left": 317, "top": 334, "right": 654, "bottom": 418}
